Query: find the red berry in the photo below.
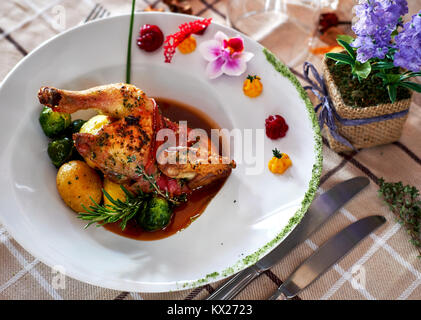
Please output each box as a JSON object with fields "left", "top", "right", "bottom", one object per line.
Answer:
{"left": 137, "top": 24, "right": 164, "bottom": 52}
{"left": 265, "top": 115, "right": 289, "bottom": 139}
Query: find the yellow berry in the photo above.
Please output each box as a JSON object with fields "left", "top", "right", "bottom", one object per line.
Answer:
{"left": 178, "top": 35, "right": 197, "bottom": 54}
{"left": 243, "top": 75, "right": 263, "bottom": 98}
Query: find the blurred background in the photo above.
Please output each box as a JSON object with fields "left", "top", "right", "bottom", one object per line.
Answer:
{"left": 0, "top": 0, "right": 418, "bottom": 79}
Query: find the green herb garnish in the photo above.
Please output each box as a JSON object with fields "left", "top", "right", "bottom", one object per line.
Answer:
{"left": 272, "top": 148, "right": 283, "bottom": 159}
{"left": 127, "top": 155, "right": 136, "bottom": 163}
{"left": 79, "top": 185, "right": 148, "bottom": 230}
{"left": 378, "top": 178, "right": 421, "bottom": 257}
{"left": 126, "top": 0, "right": 136, "bottom": 84}
{"left": 247, "top": 75, "right": 260, "bottom": 82}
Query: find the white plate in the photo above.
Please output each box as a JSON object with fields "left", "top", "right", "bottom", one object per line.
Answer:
{"left": 0, "top": 12, "right": 322, "bottom": 292}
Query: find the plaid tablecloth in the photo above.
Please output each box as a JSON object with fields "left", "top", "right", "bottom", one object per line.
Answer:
{"left": 1, "top": 0, "right": 421, "bottom": 300}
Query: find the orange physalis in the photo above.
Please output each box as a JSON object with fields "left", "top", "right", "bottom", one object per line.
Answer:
{"left": 178, "top": 35, "right": 197, "bottom": 54}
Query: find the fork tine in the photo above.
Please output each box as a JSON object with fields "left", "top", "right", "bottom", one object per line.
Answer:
{"left": 90, "top": 5, "right": 103, "bottom": 21}
{"left": 84, "top": 3, "right": 99, "bottom": 23}
{"left": 84, "top": 4, "right": 111, "bottom": 24}
{"left": 99, "top": 8, "right": 108, "bottom": 18}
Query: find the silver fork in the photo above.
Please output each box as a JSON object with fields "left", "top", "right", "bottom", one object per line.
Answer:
{"left": 84, "top": 3, "right": 110, "bottom": 23}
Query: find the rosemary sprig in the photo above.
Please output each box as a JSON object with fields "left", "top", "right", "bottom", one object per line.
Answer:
{"left": 78, "top": 185, "right": 149, "bottom": 230}
{"left": 135, "top": 165, "right": 183, "bottom": 205}
{"left": 378, "top": 178, "right": 421, "bottom": 257}
{"left": 126, "top": 0, "right": 136, "bottom": 84}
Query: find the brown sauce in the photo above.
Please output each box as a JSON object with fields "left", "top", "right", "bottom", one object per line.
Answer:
{"left": 103, "top": 97, "right": 227, "bottom": 241}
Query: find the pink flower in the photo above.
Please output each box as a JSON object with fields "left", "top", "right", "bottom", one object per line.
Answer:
{"left": 198, "top": 31, "right": 254, "bottom": 79}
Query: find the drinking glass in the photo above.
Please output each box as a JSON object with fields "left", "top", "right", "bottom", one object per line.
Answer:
{"left": 227, "top": 0, "right": 321, "bottom": 67}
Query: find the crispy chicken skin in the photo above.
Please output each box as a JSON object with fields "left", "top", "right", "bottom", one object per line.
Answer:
{"left": 38, "top": 83, "right": 154, "bottom": 117}
{"left": 74, "top": 113, "right": 154, "bottom": 184}
{"left": 157, "top": 145, "right": 235, "bottom": 190}
{"left": 38, "top": 83, "right": 235, "bottom": 195}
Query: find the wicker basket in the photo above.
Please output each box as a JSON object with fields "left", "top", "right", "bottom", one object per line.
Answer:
{"left": 322, "top": 59, "right": 412, "bottom": 153}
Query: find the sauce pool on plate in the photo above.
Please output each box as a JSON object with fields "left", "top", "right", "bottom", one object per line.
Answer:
{"left": 103, "top": 97, "right": 227, "bottom": 241}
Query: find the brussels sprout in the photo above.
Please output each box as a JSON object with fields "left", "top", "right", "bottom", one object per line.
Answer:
{"left": 69, "top": 119, "right": 86, "bottom": 134}
{"left": 137, "top": 196, "right": 172, "bottom": 231}
{"left": 69, "top": 146, "right": 84, "bottom": 161}
{"left": 47, "top": 137, "right": 73, "bottom": 168}
{"left": 62, "top": 119, "right": 87, "bottom": 140}
{"left": 39, "top": 106, "right": 71, "bottom": 138}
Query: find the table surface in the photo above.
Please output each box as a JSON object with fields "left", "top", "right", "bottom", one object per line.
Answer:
{"left": 1, "top": 0, "right": 421, "bottom": 300}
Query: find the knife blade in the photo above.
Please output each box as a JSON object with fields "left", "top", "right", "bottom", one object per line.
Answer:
{"left": 207, "top": 177, "right": 369, "bottom": 300}
{"left": 269, "top": 215, "right": 386, "bottom": 300}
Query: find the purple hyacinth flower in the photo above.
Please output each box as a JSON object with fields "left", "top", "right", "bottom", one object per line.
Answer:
{"left": 394, "top": 12, "right": 421, "bottom": 71}
{"left": 352, "top": 0, "right": 408, "bottom": 63}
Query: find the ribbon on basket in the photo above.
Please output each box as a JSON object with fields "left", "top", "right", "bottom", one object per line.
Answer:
{"left": 302, "top": 62, "right": 410, "bottom": 150}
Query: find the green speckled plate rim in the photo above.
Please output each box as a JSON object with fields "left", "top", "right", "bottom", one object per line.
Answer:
{"left": 178, "top": 48, "right": 323, "bottom": 290}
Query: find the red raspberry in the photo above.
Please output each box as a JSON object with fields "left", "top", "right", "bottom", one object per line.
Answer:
{"left": 137, "top": 24, "right": 164, "bottom": 52}
{"left": 265, "top": 115, "right": 289, "bottom": 139}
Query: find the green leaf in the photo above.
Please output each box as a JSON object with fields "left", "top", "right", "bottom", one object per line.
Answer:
{"left": 399, "top": 72, "right": 421, "bottom": 81}
{"left": 325, "top": 52, "right": 354, "bottom": 66}
{"left": 337, "top": 39, "right": 356, "bottom": 60}
{"left": 376, "top": 73, "right": 401, "bottom": 84}
{"left": 371, "top": 61, "right": 395, "bottom": 71}
{"left": 352, "top": 61, "right": 371, "bottom": 79}
{"left": 391, "top": 28, "right": 399, "bottom": 38}
{"left": 375, "top": 72, "right": 388, "bottom": 81}
{"left": 389, "top": 74, "right": 404, "bottom": 83}
{"left": 398, "top": 81, "right": 421, "bottom": 93}
{"left": 387, "top": 84, "right": 397, "bottom": 103}
{"left": 336, "top": 34, "right": 354, "bottom": 45}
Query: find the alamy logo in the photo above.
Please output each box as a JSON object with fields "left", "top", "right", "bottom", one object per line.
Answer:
{"left": 51, "top": 265, "right": 66, "bottom": 289}
{"left": 51, "top": 5, "right": 66, "bottom": 31}
{"left": 351, "top": 264, "right": 366, "bottom": 290}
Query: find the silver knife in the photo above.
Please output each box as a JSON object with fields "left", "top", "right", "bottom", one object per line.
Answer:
{"left": 207, "top": 177, "right": 370, "bottom": 300}
{"left": 269, "top": 215, "right": 386, "bottom": 300}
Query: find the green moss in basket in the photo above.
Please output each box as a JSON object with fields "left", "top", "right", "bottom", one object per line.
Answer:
{"left": 326, "top": 58, "right": 411, "bottom": 108}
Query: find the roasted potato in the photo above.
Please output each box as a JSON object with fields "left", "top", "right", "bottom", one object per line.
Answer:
{"left": 79, "top": 114, "right": 111, "bottom": 135}
{"left": 56, "top": 160, "right": 102, "bottom": 212}
{"left": 79, "top": 115, "right": 111, "bottom": 168}
{"left": 103, "top": 178, "right": 127, "bottom": 206}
